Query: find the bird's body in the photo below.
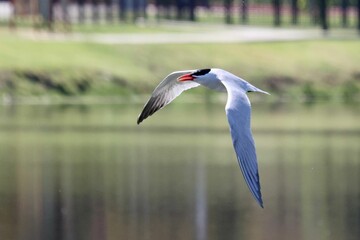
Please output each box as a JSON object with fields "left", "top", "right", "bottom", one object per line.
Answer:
{"left": 137, "top": 68, "right": 269, "bottom": 208}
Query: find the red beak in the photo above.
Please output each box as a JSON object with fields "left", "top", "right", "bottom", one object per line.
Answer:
{"left": 177, "top": 73, "right": 195, "bottom": 82}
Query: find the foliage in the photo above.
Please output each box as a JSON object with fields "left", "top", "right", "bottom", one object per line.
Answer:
{"left": 342, "top": 80, "right": 360, "bottom": 103}
{"left": 0, "top": 31, "right": 359, "bottom": 103}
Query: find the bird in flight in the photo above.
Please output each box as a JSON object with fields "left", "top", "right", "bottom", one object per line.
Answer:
{"left": 137, "top": 68, "right": 269, "bottom": 208}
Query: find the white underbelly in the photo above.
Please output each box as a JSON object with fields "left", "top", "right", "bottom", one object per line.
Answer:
{"left": 199, "top": 79, "right": 227, "bottom": 92}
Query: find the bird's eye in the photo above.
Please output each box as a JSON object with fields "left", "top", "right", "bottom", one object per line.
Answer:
{"left": 192, "top": 69, "right": 211, "bottom": 76}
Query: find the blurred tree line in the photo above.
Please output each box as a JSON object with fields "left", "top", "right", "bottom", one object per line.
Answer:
{"left": 8, "top": 0, "right": 360, "bottom": 30}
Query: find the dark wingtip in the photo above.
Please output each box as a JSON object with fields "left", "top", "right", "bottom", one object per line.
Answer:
{"left": 136, "top": 95, "right": 165, "bottom": 126}
{"left": 137, "top": 107, "right": 148, "bottom": 125}
{"left": 137, "top": 116, "right": 143, "bottom": 125}
{"left": 256, "top": 194, "right": 264, "bottom": 208}
{"left": 137, "top": 111, "right": 149, "bottom": 125}
{"left": 255, "top": 191, "right": 264, "bottom": 208}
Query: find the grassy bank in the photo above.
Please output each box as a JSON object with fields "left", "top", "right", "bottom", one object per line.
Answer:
{"left": 0, "top": 31, "right": 359, "bottom": 103}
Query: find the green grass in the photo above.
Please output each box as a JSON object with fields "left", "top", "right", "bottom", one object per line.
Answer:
{"left": 0, "top": 29, "right": 359, "bottom": 102}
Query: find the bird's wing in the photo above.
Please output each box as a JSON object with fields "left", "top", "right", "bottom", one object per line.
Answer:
{"left": 137, "top": 70, "right": 200, "bottom": 124}
{"left": 221, "top": 80, "right": 264, "bottom": 208}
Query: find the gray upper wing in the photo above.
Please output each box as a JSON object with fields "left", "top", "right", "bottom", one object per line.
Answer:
{"left": 221, "top": 81, "right": 264, "bottom": 208}
{"left": 137, "top": 70, "right": 200, "bottom": 124}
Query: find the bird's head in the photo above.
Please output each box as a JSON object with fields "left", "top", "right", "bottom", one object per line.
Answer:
{"left": 178, "top": 68, "right": 270, "bottom": 95}
{"left": 177, "top": 68, "right": 213, "bottom": 82}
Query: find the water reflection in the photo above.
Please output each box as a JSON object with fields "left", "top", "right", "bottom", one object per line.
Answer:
{"left": 0, "top": 104, "right": 359, "bottom": 240}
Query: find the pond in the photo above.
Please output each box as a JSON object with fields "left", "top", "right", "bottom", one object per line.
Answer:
{"left": 0, "top": 100, "right": 359, "bottom": 240}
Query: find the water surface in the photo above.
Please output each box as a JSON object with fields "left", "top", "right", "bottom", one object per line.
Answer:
{"left": 0, "top": 102, "right": 359, "bottom": 240}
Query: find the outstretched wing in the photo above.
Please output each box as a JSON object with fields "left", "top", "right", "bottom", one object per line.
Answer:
{"left": 222, "top": 81, "right": 264, "bottom": 208}
{"left": 137, "top": 70, "right": 200, "bottom": 124}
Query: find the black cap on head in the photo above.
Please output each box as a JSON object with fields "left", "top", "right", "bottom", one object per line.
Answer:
{"left": 192, "top": 69, "right": 211, "bottom": 76}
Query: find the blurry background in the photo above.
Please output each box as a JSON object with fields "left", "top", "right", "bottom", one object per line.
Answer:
{"left": 0, "top": 1, "right": 359, "bottom": 240}
{"left": 1, "top": 0, "right": 360, "bottom": 29}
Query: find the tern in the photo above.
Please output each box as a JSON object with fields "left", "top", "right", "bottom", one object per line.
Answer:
{"left": 137, "top": 68, "right": 269, "bottom": 208}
